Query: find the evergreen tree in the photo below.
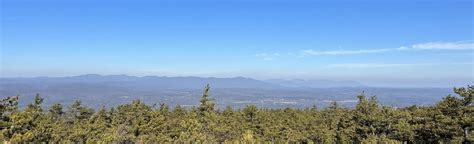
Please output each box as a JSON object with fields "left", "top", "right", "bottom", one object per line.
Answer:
{"left": 66, "top": 100, "right": 95, "bottom": 142}
{"left": 453, "top": 86, "right": 474, "bottom": 143}
{"left": 49, "top": 103, "right": 64, "bottom": 119}
{"left": 0, "top": 95, "right": 18, "bottom": 140}
{"left": 7, "top": 94, "right": 46, "bottom": 142}
{"left": 197, "top": 84, "right": 218, "bottom": 140}
{"left": 0, "top": 85, "right": 471, "bottom": 143}
{"left": 353, "top": 93, "right": 381, "bottom": 141}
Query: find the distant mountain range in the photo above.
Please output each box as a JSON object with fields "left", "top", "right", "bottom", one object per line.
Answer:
{"left": 0, "top": 74, "right": 365, "bottom": 89}
{"left": 1, "top": 74, "right": 452, "bottom": 109}
{"left": 265, "top": 79, "right": 364, "bottom": 88}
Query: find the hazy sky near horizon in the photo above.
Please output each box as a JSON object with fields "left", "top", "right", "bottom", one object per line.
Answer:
{"left": 1, "top": 0, "right": 473, "bottom": 87}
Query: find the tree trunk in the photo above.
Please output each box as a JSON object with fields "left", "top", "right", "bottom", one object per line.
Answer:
{"left": 463, "top": 127, "right": 470, "bottom": 144}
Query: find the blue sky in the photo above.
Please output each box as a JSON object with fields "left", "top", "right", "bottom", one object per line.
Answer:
{"left": 1, "top": 0, "right": 473, "bottom": 87}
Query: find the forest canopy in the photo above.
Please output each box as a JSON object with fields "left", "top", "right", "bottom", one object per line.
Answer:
{"left": 0, "top": 84, "right": 473, "bottom": 143}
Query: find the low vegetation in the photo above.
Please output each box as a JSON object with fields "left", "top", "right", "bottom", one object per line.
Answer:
{"left": 0, "top": 85, "right": 472, "bottom": 143}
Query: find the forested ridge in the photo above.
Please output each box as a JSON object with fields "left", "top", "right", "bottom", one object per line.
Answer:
{"left": 0, "top": 85, "right": 472, "bottom": 143}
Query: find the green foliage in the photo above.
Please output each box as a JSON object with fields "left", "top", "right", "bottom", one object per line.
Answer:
{"left": 0, "top": 96, "right": 18, "bottom": 140}
{"left": 0, "top": 85, "right": 473, "bottom": 143}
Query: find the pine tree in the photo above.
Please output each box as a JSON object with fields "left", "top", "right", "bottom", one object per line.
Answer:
{"left": 389, "top": 109, "right": 415, "bottom": 143}
{"left": 453, "top": 86, "right": 474, "bottom": 143}
{"left": 49, "top": 103, "right": 64, "bottom": 119}
{"left": 353, "top": 92, "right": 381, "bottom": 141}
{"left": 0, "top": 95, "right": 19, "bottom": 141}
{"left": 199, "top": 84, "right": 215, "bottom": 114}
{"left": 66, "top": 100, "right": 95, "bottom": 142}
{"left": 67, "top": 100, "right": 94, "bottom": 121}
{"left": 0, "top": 84, "right": 472, "bottom": 143}
{"left": 197, "top": 84, "right": 217, "bottom": 140}
{"left": 7, "top": 94, "right": 46, "bottom": 142}
{"left": 178, "top": 107, "right": 205, "bottom": 141}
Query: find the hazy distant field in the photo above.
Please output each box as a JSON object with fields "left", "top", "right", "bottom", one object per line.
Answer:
{"left": 1, "top": 83, "right": 453, "bottom": 109}
{"left": 0, "top": 75, "right": 454, "bottom": 109}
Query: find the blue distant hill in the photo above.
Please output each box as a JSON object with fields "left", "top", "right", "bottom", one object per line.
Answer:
{"left": 0, "top": 74, "right": 452, "bottom": 109}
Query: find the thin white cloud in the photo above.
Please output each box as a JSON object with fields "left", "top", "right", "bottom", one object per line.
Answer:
{"left": 412, "top": 41, "right": 474, "bottom": 50}
{"left": 300, "top": 48, "right": 392, "bottom": 56}
{"left": 254, "top": 53, "right": 281, "bottom": 61}
{"left": 254, "top": 40, "right": 473, "bottom": 58}
{"left": 328, "top": 62, "right": 473, "bottom": 68}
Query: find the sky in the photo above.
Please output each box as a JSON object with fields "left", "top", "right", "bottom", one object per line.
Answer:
{"left": 1, "top": 0, "right": 473, "bottom": 87}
